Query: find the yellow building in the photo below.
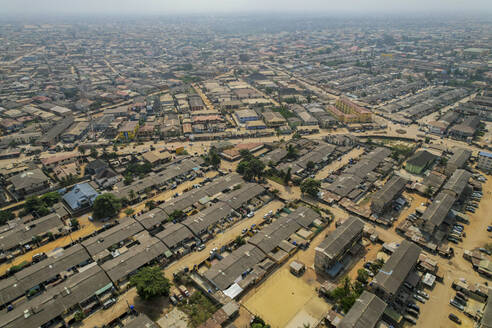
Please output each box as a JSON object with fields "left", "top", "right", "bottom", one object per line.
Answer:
{"left": 334, "top": 97, "right": 372, "bottom": 123}
{"left": 118, "top": 121, "right": 139, "bottom": 140}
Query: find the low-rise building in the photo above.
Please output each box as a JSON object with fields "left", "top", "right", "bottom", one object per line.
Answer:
{"left": 478, "top": 151, "right": 492, "bottom": 172}
{"left": 371, "top": 240, "right": 422, "bottom": 302}
{"left": 314, "top": 216, "right": 364, "bottom": 277}
{"left": 339, "top": 291, "right": 387, "bottom": 328}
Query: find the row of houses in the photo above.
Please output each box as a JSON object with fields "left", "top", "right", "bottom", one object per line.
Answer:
{"left": 203, "top": 206, "right": 323, "bottom": 299}
{"left": 0, "top": 173, "right": 268, "bottom": 328}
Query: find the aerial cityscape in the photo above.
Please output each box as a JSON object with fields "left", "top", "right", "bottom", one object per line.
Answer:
{"left": 0, "top": 2, "right": 491, "bottom": 328}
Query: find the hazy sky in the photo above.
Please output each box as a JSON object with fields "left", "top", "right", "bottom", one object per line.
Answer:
{"left": 2, "top": 0, "right": 492, "bottom": 15}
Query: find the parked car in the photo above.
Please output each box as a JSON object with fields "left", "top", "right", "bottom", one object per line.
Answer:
{"left": 417, "top": 290, "right": 429, "bottom": 300}
{"left": 32, "top": 253, "right": 47, "bottom": 263}
{"left": 407, "top": 303, "right": 420, "bottom": 312}
{"left": 413, "top": 294, "right": 426, "bottom": 303}
{"left": 487, "top": 226, "right": 492, "bottom": 232}
{"left": 247, "top": 211, "right": 254, "bottom": 218}
{"left": 448, "top": 236, "right": 459, "bottom": 244}
{"left": 404, "top": 315, "right": 417, "bottom": 325}
{"left": 450, "top": 299, "right": 464, "bottom": 311}
{"left": 178, "top": 285, "right": 190, "bottom": 297}
{"left": 449, "top": 313, "right": 461, "bottom": 324}
{"left": 406, "top": 308, "right": 419, "bottom": 318}
{"left": 197, "top": 244, "right": 206, "bottom": 251}
{"left": 479, "top": 248, "right": 492, "bottom": 255}
{"left": 103, "top": 298, "right": 116, "bottom": 309}
{"left": 169, "top": 295, "right": 178, "bottom": 305}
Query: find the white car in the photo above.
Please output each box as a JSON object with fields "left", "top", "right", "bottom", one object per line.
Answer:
{"left": 417, "top": 290, "right": 429, "bottom": 300}
{"left": 247, "top": 212, "right": 254, "bottom": 218}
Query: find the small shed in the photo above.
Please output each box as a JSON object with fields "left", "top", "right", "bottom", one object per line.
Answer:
{"left": 290, "top": 260, "right": 306, "bottom": 276}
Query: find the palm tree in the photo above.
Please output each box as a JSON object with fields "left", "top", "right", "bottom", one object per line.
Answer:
{"left": 128, "top": 189, "right": 136, "bottom": 202}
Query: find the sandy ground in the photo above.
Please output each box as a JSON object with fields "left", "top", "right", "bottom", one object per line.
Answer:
{"left": 79, "top": 200, "right": 286, "bottom": 327}
{"left": 0, "top": 215, "right": 102, "bottom": 275}
{"left": 239, "top": 222, "right": 336, "bottom": 328}
{"left": 416, "top": 175, "right": 492, "bottom": 328}
{"left": 242, "top": 264, "right": 329, "bottom": 328}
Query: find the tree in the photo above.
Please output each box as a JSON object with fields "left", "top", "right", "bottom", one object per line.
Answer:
{"left": 70, "top": 218, "right": 80, "bottom": 229}
{"left": 286, "top": 144, "right": 298, "bottom": 159}
{"left": 78, "top": 146, "right": 87, "bottom": 154}
{"left": 90, "top": 147, "right": 98, "bottom": 158}
{"left": 356, "top": 268, "right": 369, "bottom": 284}
{"left": 300, "top": 178, "right": 321, "bottom": 198}
{"left": 424, "top": 186, "right": 433, "bottom": 198}
{"left": 283, "top": 168, "right": 292, "bottom": 184}
{"left": 306, "top": 161, "right": 315, "bottom": 170}
{"left": 92, "top": 193, "right": 122, "bottom": 220}
{"left": 236, "top": 150, "right": 265, "bottom": 182}
{"left": 130, "top": 265, "right": 171, "bottom": 300}
{"left": 128, "top": 189, "right": 136, "bottom": 202}
{"left": 124, "top": 173, "right": 134, "bottom": 186}
{"left": 204, "top": 147, "right": 221, "bottom": 169}
{"left": 145, "top": 200, "right": 156, "bottom": 210}
{"left": 40, "top": 192, "right": 61, "bottom": 207}
{"left": 0, "top": 210, "right": 14, "bottom": 225}
{"left": 74, "top": 311, "right": 85, "bottom": 322}
{"left": 125, "top": 208, "right": 135, "bottom": 216}
{"left": 168, "top": 210, "right": 185, "bottom": 222}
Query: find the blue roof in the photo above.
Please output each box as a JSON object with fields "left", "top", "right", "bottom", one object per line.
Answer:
{"left": 63, "top": 183, "right": 99, "bottom": 210}
{"left": 480, "top": 151, "right": 492, "bottom": 159}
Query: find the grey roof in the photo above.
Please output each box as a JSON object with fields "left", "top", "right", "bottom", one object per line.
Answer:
{"left": 160, "top": 188, "right": 208, "bottom": 215}
{"left": 325, "top": 174, "right": 363, "bottom": 197}
{"left": 339, "top": 291, "right": 387, "bottom": 328}
{"left": 124, "top": 314, "right": 159, "bottom": 328}
{"left": 446, "top": 148, "right": 471, "bottom": 172}
{"left": 8, "top": 168, "right": 49, "bottom": 191}
{"left": 482, "top": 289, "right": 492, "bottom": 328}
{"left": 101, "top": 236, "right": 168, "bottom": 282}
{"left": 442, "top": 169, "right": 471, "bottom": 196}
{"left": 82, "top": 217, "right": 143, "bottom": 256}
{"left": 182, "top": 203, "right": 234, "bottom": 236}
{"left": 0, "top": 264, "right": 111, "bottom": 328}
{"left": 373, "top": 240, "right": 421, "bottom": 295}
{"left": 0, "top": 244, "right": 91, "bottom": 306}
{"left": 248, "top": 206, "right": 321, "bottom": 254}
{"left": 203, "top": 243, "right": 266, "bottom": 290}
{"left": 0, "top": 209, "right": 67, "bottom": 251}
{"left": 155, "top": 222, "right": 195, "bottom": 249}
{"left": 39, "top": 116, "right": 74, "bottom": 144}
{"left": 371, "top": 175, "right": 407, "bottom": 213}
{"left": 315, "top": 217, "right": 364, "bottom": 261}
{"left": 134, "top": 208, "right": 169, "bottom": 230}
{"left": 421, "top": 190, "right": 456, "bottom": 228}
{"left": 406, "top": 150, "right": 436, "bottom": 168}
{"left": 261, "top": 148, "right": 288, "bottom": 165}
{"left": 217, "top": 183, "right": 265, "bottom": 210}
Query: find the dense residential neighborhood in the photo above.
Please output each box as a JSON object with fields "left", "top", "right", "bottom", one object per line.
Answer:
{"left": 0, "top": 11, "right": 491, "bottom": 328}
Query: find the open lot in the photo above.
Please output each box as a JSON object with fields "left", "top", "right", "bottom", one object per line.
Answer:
{"left": 242, "top": 264, "right": 328, "bottom": 328}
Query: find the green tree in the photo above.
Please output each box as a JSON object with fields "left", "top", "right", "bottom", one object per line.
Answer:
{"left": 204, "top": 147, "right": 221, "bottom": 169}
{"left": 356, "top": 268, "right": 369, "bottom": 284}
{"left": 300, "top": 178, "right": 321, "bottom": 198}
{"left": 0, "top": 210, "right": 15, "bottom": 225}
{"left": 90, "top": 147, "right": 98, "bottom": 158}
{"left": 40, "top": 192, "right": 61, "bottom": 207}
{"left": 152, "top": 97, "right": 162, "bottom": 112}
{"left": 283, "top": 167, "right": 292, "bottom": 184}
{"left": 306, "top": 161, "right": 315, "bottom": 170}
{"left": 145, "top": 200, "right": 156, "bottom": 210}
{"left": 236, "top": 150, "right": 265, "bottom": 182}
{"left": 128, "top": 189, "right": 136, "bottom": 202}
{"left": 168, "top": 210, "right": 185, "bottom": 222}
{"left": 92, "top": 193, "right": 122, "bottom": 220}
{"left": 286, "top": 144, "right": 298, "bottom": 159}
{"left": 74, "top": 311, "right": 85, "bottom": 322}
{"left": 125, "top": 208, "right": 135, "bottom": 216}
{"left": 130, "top": 265, "right": 171, "bottom": 300}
